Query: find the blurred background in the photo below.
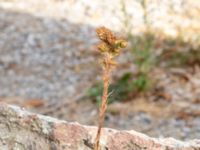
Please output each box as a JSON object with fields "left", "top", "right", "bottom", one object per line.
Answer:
{"left": 0, "top": 0, "right": 199, "bottom": 140}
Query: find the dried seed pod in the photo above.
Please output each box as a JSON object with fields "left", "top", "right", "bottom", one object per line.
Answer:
{"left": 106, "top": 32, "right": 116, "bottom": 45}
{"left": 97, "top": 42, "right": 111, "bottom": 53}
{"left": 96, "top": 27, "right": 116, "bottom": 44}
{"left": 111, "top": 48, "right": 120, "bottom": 56}
{"left": 114, "top": 39, "right": 128, "bottom": 49}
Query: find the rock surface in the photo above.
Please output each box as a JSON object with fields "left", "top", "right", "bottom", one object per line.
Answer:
{"left": 0, "top": 104, "right": 199, "bottom": 150}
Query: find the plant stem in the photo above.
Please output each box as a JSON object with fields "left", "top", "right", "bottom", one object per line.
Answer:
{"left": 94, "top": 54, "right": 111, "bottom": 150}
{"left": 94, "top": 26, "right": 127, "bottom": 150}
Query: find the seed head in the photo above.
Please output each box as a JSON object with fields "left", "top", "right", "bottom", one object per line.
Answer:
{"left": 96, "top": 26, "right": 127, "bottom": 57}
{"left": 96, "top": 27, "right": 116, "bottom": 45}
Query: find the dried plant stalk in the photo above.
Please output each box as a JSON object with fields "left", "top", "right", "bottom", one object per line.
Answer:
{"left": 94, "top": 27, "right": 127, "bottom": 150}
{"left": 95, "top": 54, "right": 111, "bottom": 150}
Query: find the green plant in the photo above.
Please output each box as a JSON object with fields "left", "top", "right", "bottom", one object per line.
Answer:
{"left": 88, "top": 72, "right": 150, "bottom": 106}
{"left": 132, "top": 33, "right": 155, "bottom": 72}
{"left": 131, "top": 73, "right": 150, "bottom": 91}
{"left": 94, "top": 27, "right": 127, "bottom": 150}
{"left": 88, "top": 73, "right": 133, "bottom": 105}
{"left": 120, "top": 0, "right": 156, "bottom": 91}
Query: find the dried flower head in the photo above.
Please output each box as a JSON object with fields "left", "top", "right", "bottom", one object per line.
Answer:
{"left": 96, "top": 27, "right": 127, "bottom": 57}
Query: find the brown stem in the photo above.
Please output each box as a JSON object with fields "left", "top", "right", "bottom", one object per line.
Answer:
{"left": 94, "top": 55, "right": 111, "bottom": 150}
{"left": 94, "top": 27, "right": 127, "bottom": 150}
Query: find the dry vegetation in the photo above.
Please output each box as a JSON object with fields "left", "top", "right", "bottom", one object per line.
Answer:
{"left": 94, "top": 27, "right": 127, "bottom": 150}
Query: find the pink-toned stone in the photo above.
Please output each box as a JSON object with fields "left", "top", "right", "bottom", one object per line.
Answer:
{"left": 0, "top": 104, "right": 199, "bottom": 150}
{"left": 51, "top": 123, "right": 91, "bottom": 149}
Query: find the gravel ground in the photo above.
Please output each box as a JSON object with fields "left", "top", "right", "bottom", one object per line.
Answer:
{"left": 0, "top": 7, "right": 99, "bottom": 101}
{"left": 0, "top": 0, "right": 199, "bottom": 141}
